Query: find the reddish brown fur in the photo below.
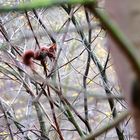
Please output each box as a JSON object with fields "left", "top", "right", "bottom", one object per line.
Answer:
{"left": 22, "top": 50, "right": 34, "bottom": 66}
{"left": 22, "top": 44, "right": 57, "bottom": 69}
{"left": 49, "top": 44, "right": 57, "bottom": 52}
{"left": 47, "top": 44, "right": 57, "bottom": 60}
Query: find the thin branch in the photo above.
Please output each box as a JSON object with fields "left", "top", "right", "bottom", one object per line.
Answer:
{"left": 84, "top": 111, "right": 129, "bottom": 140}
{"left": 82, "top": 8, "right": 92, "bottom": 133}
{"left": 25, "top": 11, "right": 40, "bottom": 49}
{"left": 33, "top": 9, "right": 56, "bottom": 43}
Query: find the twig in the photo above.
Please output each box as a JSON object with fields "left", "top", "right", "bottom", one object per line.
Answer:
{"left": 82, "top": 8, "right": 92, "bottom": 133}
{"left": 0, "top": 101, "right": 14, "bottom": 140}
{"left": 25, "top": 11, "right": 40, "bottom": 49}
{"left": 84, "top": 111, "right": 129, "bottom": 140}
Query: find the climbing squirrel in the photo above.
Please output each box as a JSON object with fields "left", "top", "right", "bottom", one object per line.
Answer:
{"left": 22, "top": 44, "right": 56, "bottom": 69}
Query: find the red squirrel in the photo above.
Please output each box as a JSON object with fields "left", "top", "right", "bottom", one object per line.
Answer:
{"left": 22, "top": 44, "right": 57, "bottom": 69}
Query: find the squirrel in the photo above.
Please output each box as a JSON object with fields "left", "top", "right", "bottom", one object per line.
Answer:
{"left": 22, "top": 44, "right": 57, "bottom": 69}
